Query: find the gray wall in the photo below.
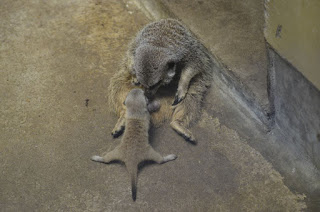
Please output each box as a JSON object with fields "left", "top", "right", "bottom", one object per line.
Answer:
{"left": 268, "top": 47, "right": 320, "bottom": 169}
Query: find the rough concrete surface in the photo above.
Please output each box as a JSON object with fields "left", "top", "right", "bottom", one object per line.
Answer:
{"left": 206, "top": 74, "right": 320, "bottom": 211}
{"left": 268, "top": 48, "right": 320, "bottom": 170}
{"left": 0, "top": 0, "right": 312, "bottom": 211}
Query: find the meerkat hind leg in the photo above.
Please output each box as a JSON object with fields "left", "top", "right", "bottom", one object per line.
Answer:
{"left": 146, "top": 148, "right": 177, "bottom": 164}
{"left": 163, "top": 154, "right": 178, "bottom": 163}
{"left": 91, "top": 148, "right": 122, "bottom": 164}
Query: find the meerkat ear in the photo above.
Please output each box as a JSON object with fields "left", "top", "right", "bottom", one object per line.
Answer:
{"left": 123, "top": 100, "right": 126, "bottom": 105}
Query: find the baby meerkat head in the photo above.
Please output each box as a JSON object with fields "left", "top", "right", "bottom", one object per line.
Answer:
{"left": 133, "top": 45, "right": 179, "bottom": 97}
{"left": 124, "top": 88, "right": 149, "bottom": 117}
{"left": 124, "top": 88, "right": 148, "bottom": 109}
{"left": 124, "top": 89, "right": 161, "bottom": 116}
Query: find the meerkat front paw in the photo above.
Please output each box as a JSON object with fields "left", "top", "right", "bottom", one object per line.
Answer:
{"left": 111, "top": 125, "right": 125, "bottom": 138}
{"left": 131, "top": 77, "right": 140, "bottom": 86}
{"left": 111, "top": 116, "right": 125, "bottom": 138}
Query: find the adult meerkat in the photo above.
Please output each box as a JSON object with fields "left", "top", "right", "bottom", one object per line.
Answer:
{"left": 92, "top": 88, "right": 177, "bottom": 201}
{"left": 109, "top": 19, "right": 213, "bottom": 143}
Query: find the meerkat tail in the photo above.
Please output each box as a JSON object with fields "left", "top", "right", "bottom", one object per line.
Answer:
{"left": 127, "top": 164, "right": 138, "bottom": 201}
{"left": 131, "top": 172, "right": 137, "bottom": 201}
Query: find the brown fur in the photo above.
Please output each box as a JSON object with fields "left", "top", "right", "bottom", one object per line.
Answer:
{"left": 108, "top": 19, "right": 213, "bottom": 142}
{"left": 108, "top": 46, "right": 174, "bottom": 132}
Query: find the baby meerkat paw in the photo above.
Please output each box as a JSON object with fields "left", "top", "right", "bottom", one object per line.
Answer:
{"left": 131, "top": 77, "right": 140, "bottom": 86}
{"left": 111, "top": 125, "right": 125, "bottom": 138}
{"left": 91, "top": 155, "right": 104, "bottom": 162}
{"left": 163, "top": 154, "right": 177, "bottom": 162}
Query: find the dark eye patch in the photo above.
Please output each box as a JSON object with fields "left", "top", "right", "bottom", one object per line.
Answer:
{"left": 168, "top": 62, "right": 175, "bottom": 69}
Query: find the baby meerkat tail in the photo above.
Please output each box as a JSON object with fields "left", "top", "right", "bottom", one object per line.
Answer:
{"left": 131, "top": 170, "right": 137, "bottom": 201}
{"left": 126, "top": 163, "right": 138, "bottom": 201}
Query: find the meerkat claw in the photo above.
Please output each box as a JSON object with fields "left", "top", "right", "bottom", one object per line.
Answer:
{"left": 183, "top": 134, "right": 197, "bottom": 145}
{"left": 170, "top": 120, "right": 197, "bottom": 144}
{"left": 172, "top": 95, "right": 183, "bottom": 106}
{"left": 111, "top": 126, "right": 124, "bottom": 138}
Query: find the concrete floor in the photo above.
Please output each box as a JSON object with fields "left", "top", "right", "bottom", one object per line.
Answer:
{"left": 0, "top": 0, "right": 312, "bottom": 211}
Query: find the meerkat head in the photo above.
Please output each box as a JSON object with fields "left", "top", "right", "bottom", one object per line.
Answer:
{"left": 133, "top": 45, "right": 180, "bottom": 97}
{"left": 124, "top": 88, "right": 149, "bottom": 117}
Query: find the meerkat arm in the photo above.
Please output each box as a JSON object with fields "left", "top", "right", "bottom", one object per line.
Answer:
{"left": 173, "top": 66, "right": 199, "bottom": 105}
{"left": 146, "top": 148, "right": 177, "bottom": 164}
{"left": 91, "top": 148, "right": 122, "bottom": 163}
{"left": 171, "top": 73, "right": 209, "bottom": 143}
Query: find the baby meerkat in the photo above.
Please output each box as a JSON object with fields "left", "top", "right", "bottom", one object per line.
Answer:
{"left": 91, "top": 88, "right": 177, "bottom": 201}
{"left": 109, "top": 19, "right": 213, "bottom": 143}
